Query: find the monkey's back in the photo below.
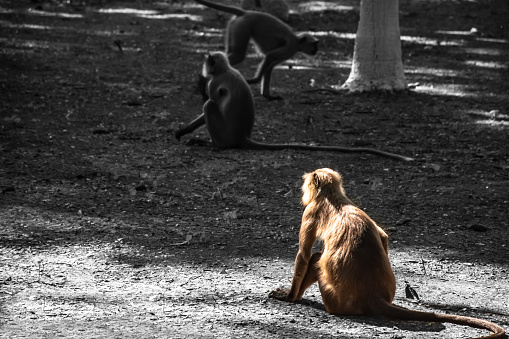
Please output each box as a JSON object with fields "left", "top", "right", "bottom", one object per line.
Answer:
{"left": 317, "top": 203, "right": 396, "bottom": 314}
{"left": 208, "top": 68, "right": 255, "bottom": 145}
{"left": 228, "top": 11, "right": 297, "bottom": 54}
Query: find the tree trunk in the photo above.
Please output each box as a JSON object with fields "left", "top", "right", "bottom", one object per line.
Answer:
{"left": 342, "top": 0, "right": 406, "bottom": 92}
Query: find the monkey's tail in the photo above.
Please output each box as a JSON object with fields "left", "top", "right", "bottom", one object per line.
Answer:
{"left": 243, "top": 139, "right": 414, "bottom": 162}
{"left": 378, "top": 300, "right": 506, "bottom": 339}
{"left": 195, "top": 0, "right": 245, "bottom": 16}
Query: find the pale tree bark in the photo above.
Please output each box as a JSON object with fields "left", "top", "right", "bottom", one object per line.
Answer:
{"left": 342, "top": 0, "right": 406, "bottom": 92}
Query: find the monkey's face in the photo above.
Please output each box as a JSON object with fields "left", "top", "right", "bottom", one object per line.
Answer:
{"left": 298, "top": 34, "right": 319, "bottom": 56}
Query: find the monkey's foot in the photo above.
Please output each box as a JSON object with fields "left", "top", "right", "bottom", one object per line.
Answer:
{"left": 264, "top": 94, "right": 283, "bottom": 101}
{"left": 268, "top": 287, "right": 291, "bottom": 301}
{"left": 186, "top": 138, "right": 213, "bottom": 147}
{"left": 246, "top": 78, "right": 261, "bottom": 84}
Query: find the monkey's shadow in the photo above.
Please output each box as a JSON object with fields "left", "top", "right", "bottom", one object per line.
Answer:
{"left": 298, "top": 299, "right": 446, "bottom": 333}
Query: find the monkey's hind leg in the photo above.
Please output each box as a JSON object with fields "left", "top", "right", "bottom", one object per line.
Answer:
{"left": 316, "top": 278, "right": 364, "bottom": 316}
{"left": 260, "top": 66, "right": 282, "bottom": 100}
{"left": 203, "top": 100, "right": 240, "bottom": 148}
{"left": 376, "top": 225, "right": 389, "bottom": 255}
{"left": 225, "top": 19, "right": 250, "bottom": 66}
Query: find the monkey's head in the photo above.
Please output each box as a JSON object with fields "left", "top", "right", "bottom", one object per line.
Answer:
{"left": 297, "top": 34, "right": 319, "bottom": 56}
{"left": 203, "top": 51, "right": 231, "bottom": 77}
{"left": 301, "top": 168, "right": 344, "bottom": 206}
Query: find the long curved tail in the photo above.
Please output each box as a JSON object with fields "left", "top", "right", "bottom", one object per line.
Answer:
{"left": 378, "top": 300, "right": 505, "bottom": 339}
{"left": 195, "top": 0, "right": 246, "bottom": 16}
{"left": 243, "top": 139, "right": 414, "bottom": 162}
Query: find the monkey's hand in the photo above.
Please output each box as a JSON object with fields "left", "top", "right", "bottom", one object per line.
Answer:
{"left": 175, "top": 129, "right": 183, "bottom": 141}
{"left": 264, "top": 93, "right": 283, "bottom": 101}
{"left": 268, "top": 287, "right": 293, "bottom": 302}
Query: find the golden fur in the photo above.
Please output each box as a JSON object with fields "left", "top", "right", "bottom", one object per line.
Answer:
{"left": 270, "top": 168, "right": 505, "bottom": 338}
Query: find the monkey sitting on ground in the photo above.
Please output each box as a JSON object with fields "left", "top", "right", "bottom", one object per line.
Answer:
{"left": 240, "top": 0, "right": 290, "bottom": 22}
{"left": 176, "top": 52, "right": 414, "bottom": 162}
{"left": 194, "top": 0, "right": 318, "bottom": 100}
{"left": 269, "top": 168, "right": 505, "bottom": 339}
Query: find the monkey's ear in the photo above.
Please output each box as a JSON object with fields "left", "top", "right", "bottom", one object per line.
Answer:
{"left": 313, "top": 171, "right": 334, "bottom": 188}
{"left": 312, "top": 173, "right": 321, "bottom": 188}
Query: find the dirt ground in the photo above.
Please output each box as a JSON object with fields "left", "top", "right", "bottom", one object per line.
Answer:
{"left": 1, "top": 0, "right": 508, "bottom": 338}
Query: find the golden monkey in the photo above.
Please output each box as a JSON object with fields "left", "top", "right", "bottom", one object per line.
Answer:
{"left": 194, "top": 0, "right": 318, "bottom": 100}
{"left": 269, "top": 168, "right": 505, "bottom": 339}
{"left": 175, "top": 52, "right": 414, "bottom": 161}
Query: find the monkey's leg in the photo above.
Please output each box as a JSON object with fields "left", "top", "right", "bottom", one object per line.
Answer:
{"left": 246, "top": 47, "right": 291, "bottom": 99}
{"left": 316, "top": 279, "right": 347, "bottom": 315}
{"left": 316, "top": 276, "right": 362, "bottom": 316}
{"left": 260, "top": 66, "right": 282, "bottom": 100}
{"left": 175, "top": 114, "right": 205, "bottom": 140}
{"left": 376, "top": 225, "right": 389, "bottom": 255}
{"left": 225, "top": 20, "right": 250, "bottom": 66}
{"left": 203, "top": 100, "right": 238, "bottom": 148}
{"left": 227, "top": 50, "right": 247, "bottom": 66}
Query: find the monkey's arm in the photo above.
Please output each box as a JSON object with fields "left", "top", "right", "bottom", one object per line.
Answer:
{"left": 284, "top": 218, "right": 318, "bottom": 302}
{"left": 196, "top": 74, "right": 209, "bottom": 102}
{"left": 246, "top": 45, "right": 294, "bottom": 84}
{"left": 175, "top": 114, "right": 206, "bottom": 140}
{"left": 246, "top": 46, "right": 294, "bottom": 100}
